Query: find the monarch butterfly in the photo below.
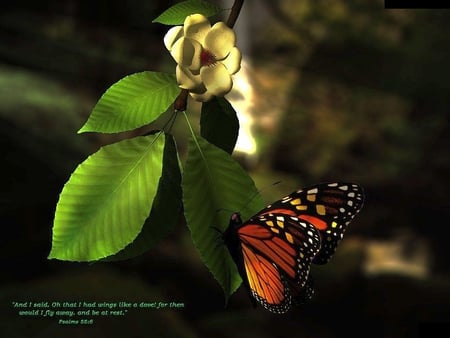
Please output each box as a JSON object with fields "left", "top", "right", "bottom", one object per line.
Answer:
{"left": 222, "top": 182, "right": 364, "bottom": 314}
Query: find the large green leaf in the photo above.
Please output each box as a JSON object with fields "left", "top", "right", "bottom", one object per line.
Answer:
{"left": 182, "top": 136, "right": 264, "bottom": 299}
{"left": 48, "top": 134, "right": 165, "bottom": 261}
{"left": 103, "top": 134, "right": 182, "bottom": 261}
{"left": 79, "top": 72, "right": 180, "bottom": 133}
{"left": 153, "top": 0, "right": 222, "bottom": 25}
{"left": 200, "top": 97, "right": 239, "bottom": 154}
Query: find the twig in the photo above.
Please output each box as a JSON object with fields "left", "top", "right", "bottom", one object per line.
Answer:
{"left": 174, "top": 89, "right": 189, "bottom": 111}
{"left": 227, "top": 0, "right": 244, "bottom": 28}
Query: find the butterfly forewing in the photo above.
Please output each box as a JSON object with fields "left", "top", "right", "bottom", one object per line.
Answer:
{"left": 260, "top": 182, "right": 364, "bottom": 264}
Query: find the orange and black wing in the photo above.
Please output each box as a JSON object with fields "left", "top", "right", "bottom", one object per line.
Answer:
{"left": 222, "top": 182, "right": 364, "bottom": 313}
{"left": 257, "top": 182, "right": 364, "bottom": 264}
{"left": 236, "top": 214, "right": 321, "bottom": 313}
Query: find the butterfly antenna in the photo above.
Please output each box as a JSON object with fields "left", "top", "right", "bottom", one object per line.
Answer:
{"left": 210, "top": 225, "right": 223, "bottom": 235}
{"left": 210, "top": 226, "right": 224, "bottom": 248}
{"left": 241, "top": 181, "right": 282, "bottom": 210}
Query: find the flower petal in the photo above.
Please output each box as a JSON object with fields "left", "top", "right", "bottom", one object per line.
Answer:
{"left": 184, "top": 14, "right": 211, "bottom": 45}
{"left": 201, "top": 63, "right": 233, "bottom": 96}
{"left": 170, "top": 38, "right": 202, "bottom": 70}
{"left": 164, "top": 26, "right": 183, "bottom": 51}
{"left": 221, "top": 47, "right": 242, "bottom": 74}
{"left": 190, "top": 91, "right": 214, "bottom": 102}
{"left": 204, "top": 22, "right": 236, "bottom": 60}
{"left": 176, "top": 65, "right": 203, "bottom": 92}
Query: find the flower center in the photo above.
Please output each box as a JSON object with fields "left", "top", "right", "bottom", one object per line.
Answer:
{"left": 200, "top": 49, "right": 216, "bottom": 66}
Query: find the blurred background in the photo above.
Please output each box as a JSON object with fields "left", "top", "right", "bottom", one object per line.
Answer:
{"left": 1, "top": 0, "right": 450, "bottom": 337}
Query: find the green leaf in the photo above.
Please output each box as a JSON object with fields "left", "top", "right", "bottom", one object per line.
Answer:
{"left": 153, "top": 0, "right": 222, "bottom": 25}
{"left": 182, "top": 136, "right": 264, "bottom": 300}
{"left": 79, "top": 72, "right": 180, "bottom": 133}
{"left": 103, "top": 133, "right": 182, "bottom": 261}
{"left": 200, "top": 97, "right": 239, "bottom": 154}
{"left": 48, "top": 134, "right": 165, "bottom": 261}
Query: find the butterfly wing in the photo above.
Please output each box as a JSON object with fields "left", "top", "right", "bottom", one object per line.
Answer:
{"left": 291, "top": 273, "right": 315, "bottom": 306}
{"left": 258, "top": 182, "right": 364, "bottom": 264}
{"left": 236, "top": 214, "right": 321, "bottom": 313}
{"left": 223, "top": 182, "right": 364, "bottom": 313}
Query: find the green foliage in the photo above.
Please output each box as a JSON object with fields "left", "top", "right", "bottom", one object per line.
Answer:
{"left": 152, "top": 0, "right": 222, "bottom": 25}
{"left": 78, "top": 72, "right": 180, "bottom": 133}
{"left": 49, "top": 0, "right": 261, "bottom": 303}
{"left": 103, "top": 133, "right": 182, "bottom": 261}
{"left": 200, "top": 97, "right": 239, "bottom": 154}
{"left": 182, "top": 135, "right": 264, "bottom": 299}
{"left": 49, "top": 134, "right": 165, "bottom": 261}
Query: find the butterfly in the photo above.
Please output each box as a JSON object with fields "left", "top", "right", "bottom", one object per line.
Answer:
{"left": 222, "top": 182, "right": 364, "bottom": 314}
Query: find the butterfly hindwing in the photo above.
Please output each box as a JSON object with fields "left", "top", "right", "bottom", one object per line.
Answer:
{"left": 226, "top": 213, "right": 321, "bottom": 313}
{"left": 291, "top": 273, "right": 315, "bottom": 306}
{"left": 241, "top": 240, "right": 291, "bottom": 313}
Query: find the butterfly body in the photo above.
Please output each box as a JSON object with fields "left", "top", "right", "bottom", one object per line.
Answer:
{"left": 223, "top": 182, "right": 364, "bottom": 314}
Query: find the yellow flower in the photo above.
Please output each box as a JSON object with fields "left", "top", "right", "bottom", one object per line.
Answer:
{"left": 164, "top": 14, "right": 242, "bottom": 102}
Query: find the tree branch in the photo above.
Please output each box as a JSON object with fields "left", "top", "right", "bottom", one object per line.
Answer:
{"left": 227, "top": 0, "right": 244, "bottom": 28}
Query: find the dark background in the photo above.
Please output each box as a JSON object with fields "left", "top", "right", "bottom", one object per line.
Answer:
{"left": 1, "top": 1, "right": 450, "bottom": 337}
